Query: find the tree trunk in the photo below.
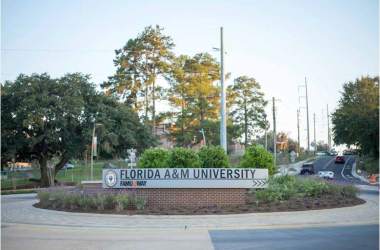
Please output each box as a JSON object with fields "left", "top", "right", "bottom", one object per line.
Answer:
{"left": 39, "top": 154, "right": 69, "bottom": 187}
{"left": 39, "top": 157, "right": 50, "bottom": 187}
{"left": 244, "top": 99, "right": 248, "bottom": 147}
{"left": 53, "top": 155, "right": 69, "bottom": 179}
{"left": 152, "top": 80, "right": 156, "bottom": 135}
{"left": 181, "top": 93, "right": 185, "bottom": 147}
{"left": 144, "top": 85, "right": 148, "bottom": 122}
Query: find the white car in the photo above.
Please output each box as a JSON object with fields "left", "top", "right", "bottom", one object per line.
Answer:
{"left": 63, "top": 163, "right": 74, "bottom": 169}
{"left": 318, "top": 171, "right": 334, "bottom": 180}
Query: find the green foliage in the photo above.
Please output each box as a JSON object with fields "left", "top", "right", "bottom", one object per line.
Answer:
{"left": 37, "top": 191, "right": 51, "bottom": 207}
{"left": 104, "top": 194, "right": 117, "bottom": 210}
{"left": 63, "top": 193, "right": 80, "bottom": 209}
{"left": 167, "top": 148, "right": 201, "bottom": 168}
{"left": 37, "top": 191, "right": 148, "bottom": 211}
{"left": 332, "top": 76, "right": 379, "bottom": 157}
{"left": 198, "top": 146, "right": 229, "bottom": 168}
{"left": 138, "top": 148, "right": 169, "bottom": 168}
{"left": 358, "top": 156, "right": 379, "bottom": 175}
{"left": 115, "top": 194, "right": 130, "bottom": 211}
{"left": 167, "top": 53, "right": 221, "bottom": 147}
{"left": 227, "top": 76, "right": 268, "bottom": 146}
{"left": 102, "top": 25, "right": 174, "bottom": 124}
{"left": 127, "top": 196, "right": 147, "bottom": 210}
{"left": 240, "top": 145, "right": 274, "bottom": 175}
{"left": 253, "top": 175, "right": 359, "bottom": 203}
{"left": 1, "top": 73, "right": 156, "bottom": 186}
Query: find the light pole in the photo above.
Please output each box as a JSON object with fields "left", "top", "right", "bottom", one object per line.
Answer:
{"left": 219, "top": 27, "right": 227, "bottom": 152}
{"left": 91, "top": 122, "right": 102, "bottom": 181}
{"left": 272, "top": 97, "right": 277, "bottom": 168}
{"left": 213, "top": 27, "right": 227, "bottom": 152}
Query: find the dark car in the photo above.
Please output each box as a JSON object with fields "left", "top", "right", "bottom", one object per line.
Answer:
{"left": 300, "top": 162, "right": 315, "bottom": 175}
{"left": 335, "top": 156, "right": 345, "bottom": 164}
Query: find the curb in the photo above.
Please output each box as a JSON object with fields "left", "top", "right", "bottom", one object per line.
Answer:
{"left": 351, "top": 162, "right": 370, "bottom": 184}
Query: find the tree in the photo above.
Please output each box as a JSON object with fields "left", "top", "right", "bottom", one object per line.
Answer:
{"left": 240, "top": 145, "right": 274, "bottom": 175}
{"left": 331, "top": 76, "right": 379, "bottom": 156}
{"left": 167, "top": 53, "right": 220, "bottom": 146}
{"left": 95, "top": 97, "right": 157, "bottom": 159}
{"left": 1, "top": 73, "right": 155, "bottom": 186}
{"left": 102, "top": 25, "right": 174, "bottom": 131}
{"left": 1, "top": 73, "right": 96, "bottom": 186}
{"left": 228, "top": 76, "right": 268, "bottom": 147}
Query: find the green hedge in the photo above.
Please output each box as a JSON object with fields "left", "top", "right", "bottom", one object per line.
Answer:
{"left": 240, "top": 145, "right": 274, "bottom": 175}
{"left": 198, "top": 146, "right": 229, "bottom": 168}
{"left": 138, "top": 148, "right": 169, "bottom": 168}
{"left": 167, "top": 147, "right": 201, "bottom": 168}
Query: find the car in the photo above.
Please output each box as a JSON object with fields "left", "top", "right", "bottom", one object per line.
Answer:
{"left": 335, "top": 156, "right": 345, "bottom": 164}
{"left": 343, "top": 149, "right": 358, "bottom": 155}
{"left": 329, "top": 150, "right": 338, "bottom": 156}
{"left": 316, "top": 151, "right": 329, "bottom": 156}
{"left": 63, "top": 163, "right": 74, "bottom": 169}
{"left": 318, "top": 171, "right": 334, "bottom": 180}
{"left": 300, "top": 162, "right": 315, "bottom": 175}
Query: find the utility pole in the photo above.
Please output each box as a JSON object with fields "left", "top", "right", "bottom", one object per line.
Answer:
{"left": 219, "top": 27, "right": 227, "bottom": 152}
{"left": 265, "top": 129, "right": 268, "bottom": 151}
{"left": 305, "top": 77, "right": 310, "bottom": 152}
{"left": 297, "top": 109, "right": 300, "bottom": 154}
{"left": 91, "top": 122, "right": 96, "bottom": 181}
{"left": 272, "top": 97, "right": 277, "bottom": 167}
{"left": 327, "top": 104, "right": 331, "bottom": 149}
{"left": 313, "top": 113, "right": 316, "bottom": 154}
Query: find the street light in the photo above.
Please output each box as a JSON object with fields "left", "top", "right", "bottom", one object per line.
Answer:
{"left": 91, "top": 122, "right": 102, "bottom": 181}
{"left": 212, "top": 27, "right": 227, "bottom": 152}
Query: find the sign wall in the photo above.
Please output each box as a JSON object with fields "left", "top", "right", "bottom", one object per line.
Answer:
{"left": 103, "top": 168, "right": 268, "bottom": 189}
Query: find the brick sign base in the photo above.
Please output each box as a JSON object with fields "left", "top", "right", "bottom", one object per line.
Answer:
{"left": 82, "top": 182, "right": 248, "bottom": 208}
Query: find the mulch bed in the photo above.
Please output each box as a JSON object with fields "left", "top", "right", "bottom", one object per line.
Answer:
{"left": 34, "top": 195, "right": 365, "bottom": 215}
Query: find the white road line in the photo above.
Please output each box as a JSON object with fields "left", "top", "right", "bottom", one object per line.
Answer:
{"left": 341, "top": 156, "right": 352, "bottom": 181}
{"left": 323, "top": 157, "right": 336, "bottom": 170}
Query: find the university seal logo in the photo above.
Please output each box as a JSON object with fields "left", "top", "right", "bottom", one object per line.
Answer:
{"left": 104, "top": 170, "right": 117, "bottom": 187}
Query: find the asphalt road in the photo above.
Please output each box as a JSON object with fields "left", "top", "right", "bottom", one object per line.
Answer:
{"left": 210, "top": 224, "right": 379, "bottom": 250}
{"left": 312, "top": 155, "right": 368, "bottom": 185}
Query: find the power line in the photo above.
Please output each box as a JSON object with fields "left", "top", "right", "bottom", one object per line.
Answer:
{"left": 1, "top": 48, "right": 114, "bottom": 53}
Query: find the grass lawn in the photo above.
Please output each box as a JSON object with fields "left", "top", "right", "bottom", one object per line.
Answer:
{"left": 1, "top": 159, "right": 129, "bottom": 190}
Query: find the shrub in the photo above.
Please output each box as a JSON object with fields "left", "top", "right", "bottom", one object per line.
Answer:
{"left": 37, "top": 191, "right": 51, "bottom": 207}
{"left": 93, "top": 194, "right": 107, "bottom": 211}
{"left": 63, "top": 193, "right": 79, "bottom": 209}
{"left": 198, "top": 146, "right": 229, "bottom": 168}
{"left": 115, "top": 194, "right": 129, "bottom": 211}
{"left": 297, "top": 178, "right": 330, "bottom": 197}
{"left": 135, "top": 197, "right": 146, "bottom": 210}
{"left": 103, "top": 193, "right": 116, "bottom": 209}
{"left": 253, "top": 175, "right": 359, "bottom": 203}
{"left": 340, "top": 185, "right": 359, "bottom": 198}
{"left": 167, "top": 148, "right": 201, "bottom": 168}
{"left": 49, "top": 191, "right": 66, "bottom": 209}
{"left": 240, "top": 145, "right": 274, "bottom": 175}
{"left": 37, "top": 191, "right": 149, "bottom": 212}
{"left": 78, "top": 195, "right": 96, "bottom": 211}
{"left": 138, "top": 148, "right": 170, "bottom": 168}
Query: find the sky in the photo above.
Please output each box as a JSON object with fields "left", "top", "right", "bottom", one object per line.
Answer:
{"left": 1, "top": 0, "right": 379, "bottom": 148}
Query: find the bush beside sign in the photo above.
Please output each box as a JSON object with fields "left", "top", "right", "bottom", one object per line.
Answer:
{"left": 103, "top": 168, "right": 268, "bottom": 189}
